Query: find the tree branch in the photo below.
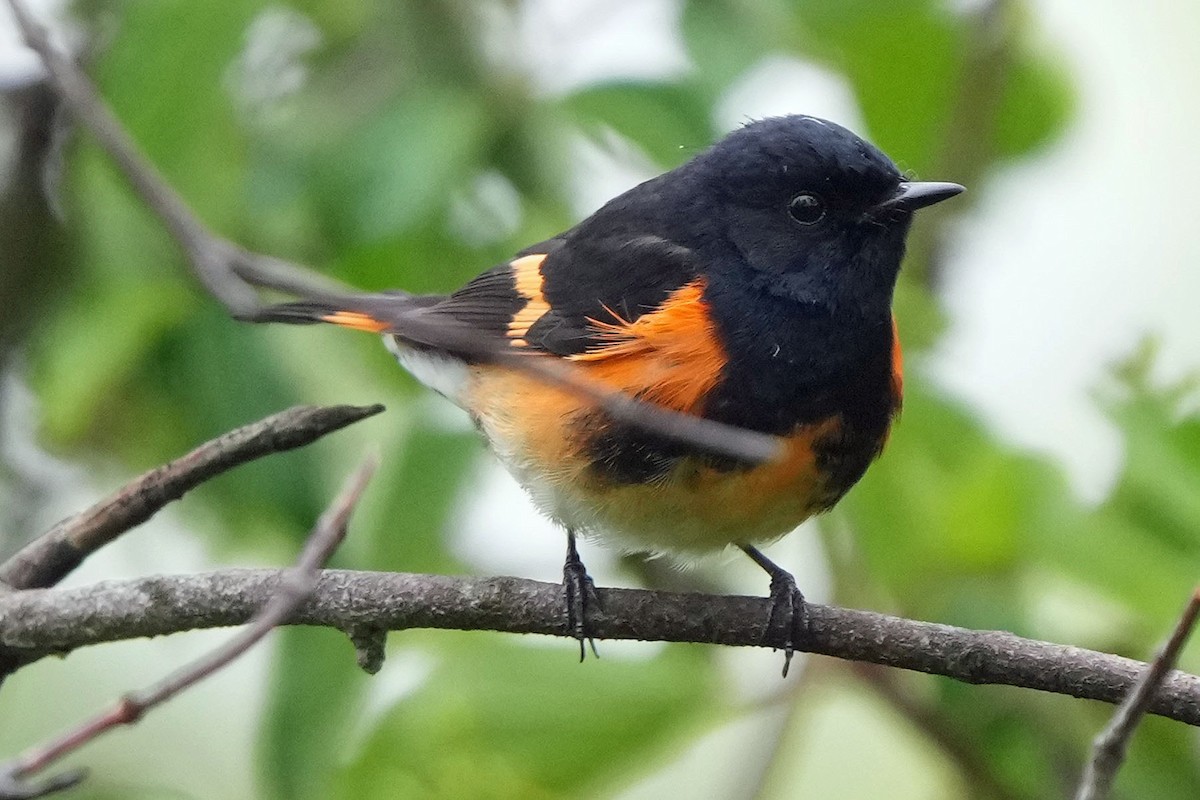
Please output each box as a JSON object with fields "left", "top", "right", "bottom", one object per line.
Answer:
{"left": 0, "top": 404, "right": 384, "bottom": 592}
{"left": 0, "top": 457, "right": 377, "bottom": 800}
{"left": 3, "top": 570, "right": 1200, "bottom": 727}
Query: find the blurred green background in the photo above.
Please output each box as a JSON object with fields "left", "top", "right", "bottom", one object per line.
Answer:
{"left": 1, "top": 0, "right": 1199, "bottom": 797}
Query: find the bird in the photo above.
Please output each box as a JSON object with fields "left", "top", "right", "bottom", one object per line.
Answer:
{"left": 251, "top": 115, "right": 964, "bottom": 674}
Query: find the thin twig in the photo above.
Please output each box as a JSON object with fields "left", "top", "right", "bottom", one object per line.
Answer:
{"left": 0, "top": 456, "right": 377, "bottom": 800}
{"left": 0, "top": 404, "right": 383, "bottom": 592}
{"left": 1074, "top": 588, "right": 1200, "bottom": 800}
{"left": 5, "top": 570, "right": 1200, "bottom": 728}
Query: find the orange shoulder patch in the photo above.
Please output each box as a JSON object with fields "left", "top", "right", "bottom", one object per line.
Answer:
{"left": 506, "top": 254, "right": 551, "bottom": 346}
{"left": 570, "top": 278, "right": 727, "bottom": 414}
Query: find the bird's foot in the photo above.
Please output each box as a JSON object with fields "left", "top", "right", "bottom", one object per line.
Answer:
{"left": 563, "top": 532, "right": 600, "bottom": 661}
{"left": 765, "top": 570, "right": 807, "bottom": 677}
{"left": 740, "top": 544, "right": 808, "bottom": 677}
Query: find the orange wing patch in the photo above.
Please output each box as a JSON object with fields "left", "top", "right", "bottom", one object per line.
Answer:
{"left": 506, "top": 254, "right": 551, "bottom": 346}
{"left": 464, "top": 276, "right": 729, "bottom": 503}
{"left": 570, "top": 279, "right": 726, "bottom": 413}
{"left": 320, "top": 311, "right": 391, "bottom": 333}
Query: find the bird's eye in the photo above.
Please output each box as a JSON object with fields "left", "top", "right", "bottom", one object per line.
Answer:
{"left": 787, "top": 193, "right": 826, "bottom": 225}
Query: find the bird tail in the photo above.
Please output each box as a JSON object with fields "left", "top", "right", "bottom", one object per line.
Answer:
{"left": 249, "top": 290, "right": 499, "bottom": 364}
{"left": 248, "top": 292, "right": 420, "bottom": 334}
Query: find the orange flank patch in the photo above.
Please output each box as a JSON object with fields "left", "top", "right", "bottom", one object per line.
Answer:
{"left": 469, "top": 277, "right": 728, "bottom": 473}
{"left": 890, "top": 314, "right": 904, "bottom": 401}
{"left": 571, "top": 279, "right": 727, "bottom": 413}
{"left": 320, "top": 311, "right": 390, "bottom": 333}
{"left": 506, "top": 254, "right": 551, "bottom": 346}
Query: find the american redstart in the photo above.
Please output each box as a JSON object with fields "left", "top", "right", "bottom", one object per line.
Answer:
{"left": 253, "top": 115, "right": 964, "bottom": 673}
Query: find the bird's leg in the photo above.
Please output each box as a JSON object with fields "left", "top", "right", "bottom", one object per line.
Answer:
{"left": 739, "top": 544, "right": 807, "bottom": 677}
{"left": 563, "top": 530, "right": 600, "bottom": 661}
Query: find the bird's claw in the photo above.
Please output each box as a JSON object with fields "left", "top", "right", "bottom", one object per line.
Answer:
{"left": 765, "top": 571, "right": 807, "bottom": 677}
{"left": 563, "top": 539, "right": 600, "bottom": 660}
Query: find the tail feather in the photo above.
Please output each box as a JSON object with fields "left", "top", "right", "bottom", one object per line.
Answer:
{"left": 248, "top": 290, "right": 501, "bottom": 362}
{"left": 248, "top": 300, "right": 349, "bottom": 326}
{"left": 249, "top": 291, "right": 426, "bottom": 333}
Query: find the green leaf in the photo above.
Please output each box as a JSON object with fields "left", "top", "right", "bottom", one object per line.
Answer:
{"left": 681, "top": 0, "right": 798, "bottom": 100}
{"left": 1034, "top": 366, "right": 1200, "bottom": 624}
{"left": 93, "top": 0, "right": 258, "bottom": 224}
{"left": 791, "top": 0, "right": 962, "bottom": 172}
{"left": 838, "top": 384, "right": 1054, "bottom": 616}
{"left": 313, "top": 91, "right": 492, "bottom": 243}
{"left": 29, "top": 272, "right": 192, "bottom": 446}
{"left": 259, "top": 627, "right": 369, "bottom": 800}
{"left": 1104, "top": 391, "right": 1200, "bottom": 551}
{"left": 329, "top": 220, "right": 485, "bottom": 296}
{"left": 994, "top": 53, "right": 1075, "bottom": 160}
{"left": 357, "top": 418, "right": 478, "bottom": 574}
{"left": 1033, "top": 511, "right": 1198, "bottom": 628}
{"left": 562, "top": 82, "right": 716, "bottom": 168}
{"left": 332, "top": 636, "right": 716, "bottom": 799}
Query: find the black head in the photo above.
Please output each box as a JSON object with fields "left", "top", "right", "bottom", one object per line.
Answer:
{"left": 682, "top": 115, "right": 963, "bottom": 316}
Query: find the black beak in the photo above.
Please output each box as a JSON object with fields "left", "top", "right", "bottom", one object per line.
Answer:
{"left": 873, "top": 181, "right": 965, "bottom": 215}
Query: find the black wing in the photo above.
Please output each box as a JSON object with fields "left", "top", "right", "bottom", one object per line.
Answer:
{"left": 430, "top": 231, "right": 700, "bottom": 357}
